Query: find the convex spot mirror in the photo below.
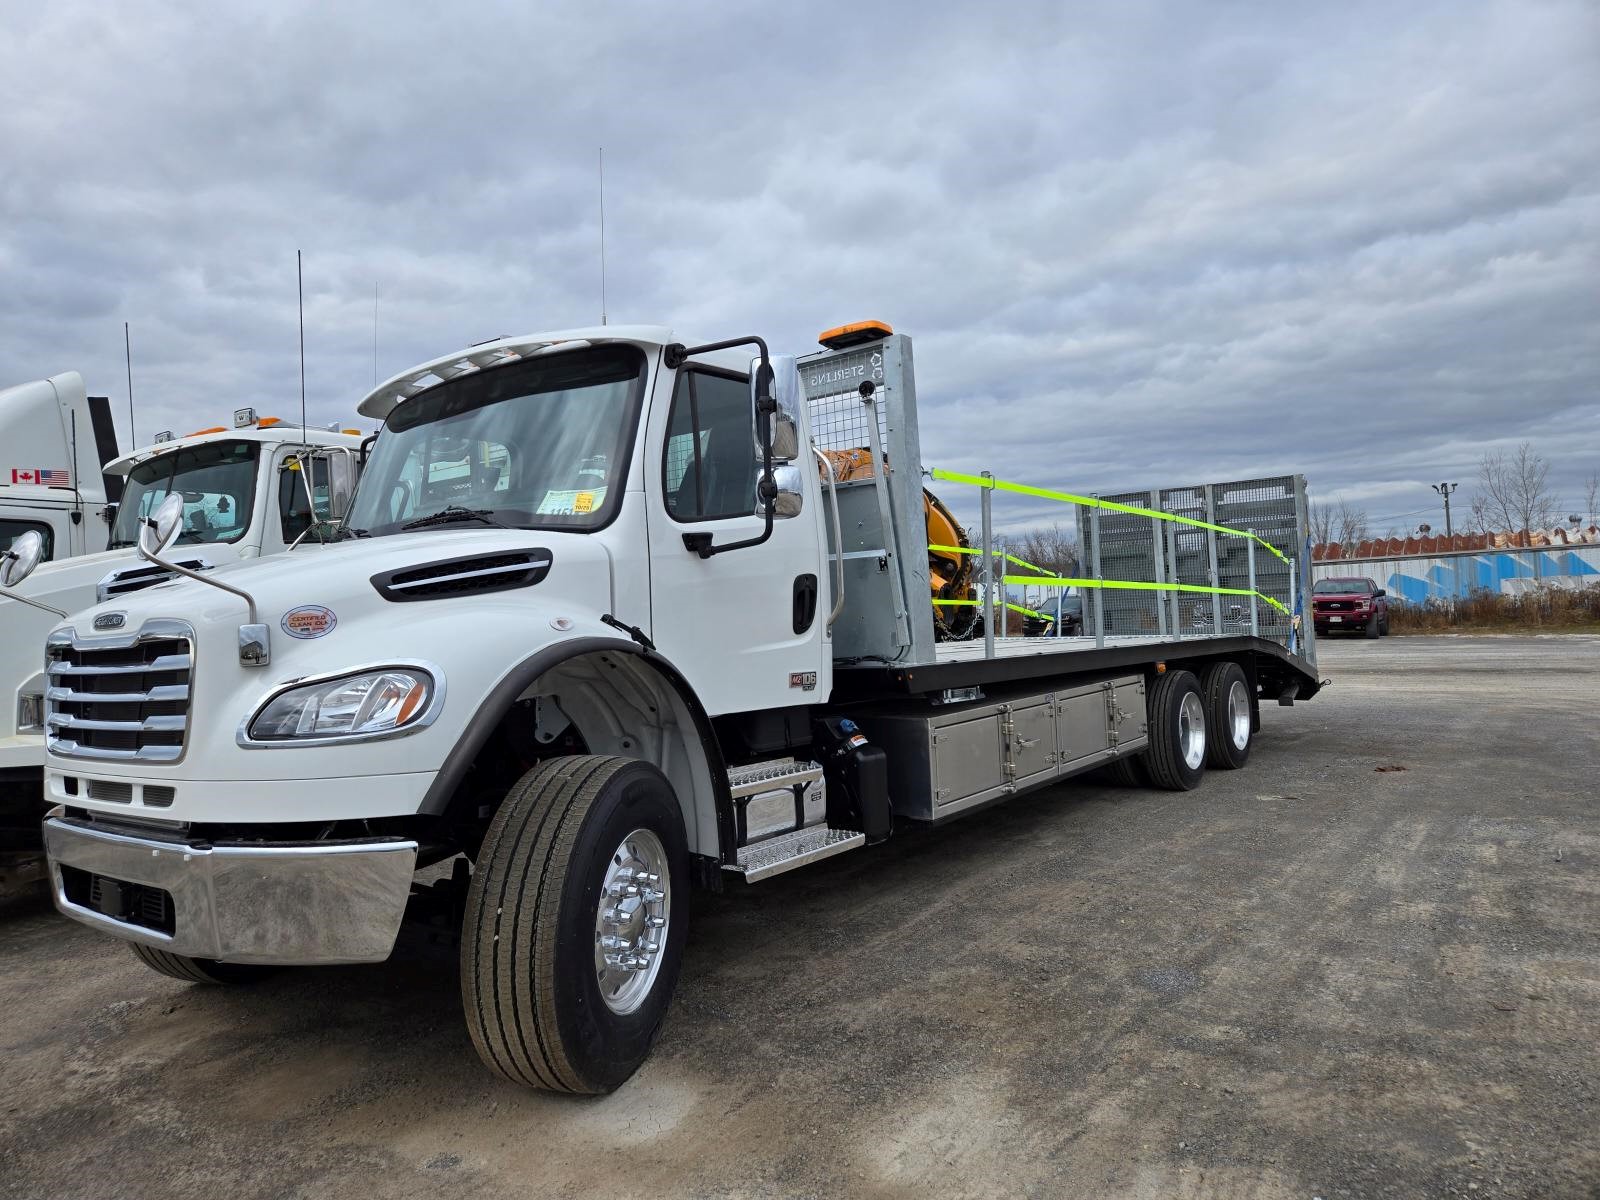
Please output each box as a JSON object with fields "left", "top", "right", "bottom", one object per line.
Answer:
{"left": 139, "top": 493, "right": 185, "bottom": 559}
{"left": 0, "top": 530, "right": 45, "bottom": 588}
{"left": 751, "top": 354, "right": 802, "bottom": 463}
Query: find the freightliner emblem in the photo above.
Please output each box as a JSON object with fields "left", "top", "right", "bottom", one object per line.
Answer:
{"left": 93, "top": 612, "right": 126, "bottom": 630}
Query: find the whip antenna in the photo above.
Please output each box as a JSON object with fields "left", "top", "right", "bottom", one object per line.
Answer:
{"left": 297, "top": 250, "right": 307, "bottom": 442}
{"left": 599, "top": 146, "right": 608, "bottom": 326}
{"left": 123, "top": 322, "right": 136, "bottom": 446}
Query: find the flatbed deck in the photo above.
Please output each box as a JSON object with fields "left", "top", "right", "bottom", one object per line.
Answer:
{"left": 831, "top": 633, "right": 1320, "bottom": 703}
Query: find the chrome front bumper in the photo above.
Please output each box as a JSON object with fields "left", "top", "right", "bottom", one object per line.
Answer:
{"left": 44, "top": 813, "right": 418, "bottom": 965}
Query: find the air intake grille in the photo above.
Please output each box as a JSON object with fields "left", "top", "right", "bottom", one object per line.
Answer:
{"left": 371, "top": 549, "right": 552, "bottom": 603}
{"left": 61, "top": 865, "right": 175, "bottom": 935}
{"left": 97, "top": 559, "right": 211, "bottom": 603}
{"left": 45, "top": 622, "right": 193, "bottom": 762}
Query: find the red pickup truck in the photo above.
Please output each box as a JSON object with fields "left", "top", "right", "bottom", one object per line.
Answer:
{"left": 1312, "top": 576, "right": 1390, "bottom": 639}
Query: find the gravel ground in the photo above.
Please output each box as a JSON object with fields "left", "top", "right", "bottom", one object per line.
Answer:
{"left": 2, "top": 635, "right": 1596, "bottom": 1199}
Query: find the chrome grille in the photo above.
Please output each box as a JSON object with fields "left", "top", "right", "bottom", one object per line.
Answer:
{"left": 45, "top": 620, "right": 194, "bottom": 763}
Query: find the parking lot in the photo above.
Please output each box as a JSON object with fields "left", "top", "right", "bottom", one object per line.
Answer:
{"left": 2, "top": 635, "right": 1596, "bottom": 1199}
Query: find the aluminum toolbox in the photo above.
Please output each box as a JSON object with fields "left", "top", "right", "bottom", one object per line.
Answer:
{"left": 865, "top": 675, "right": 1147, "bottom": 821}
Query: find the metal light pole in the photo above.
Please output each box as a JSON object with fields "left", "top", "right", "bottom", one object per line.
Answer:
{"left": 1431, "top": 482, "right": 1458, "bottom": 538}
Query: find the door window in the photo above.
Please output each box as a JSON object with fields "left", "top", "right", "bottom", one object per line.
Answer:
{"left": 662, "top": 371, "right": 755, "bottom": 521}
{"left": 278, "top": 454, "right": 334, "bottom": 542}
{"left": 0, "top": 518, "right": 54, "bottom": 561}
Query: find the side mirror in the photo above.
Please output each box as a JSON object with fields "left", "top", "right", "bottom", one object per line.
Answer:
{"left": 139, "top": 493, "right": 185, "bottom": 559}
{"left": 770, "top": 464, "right": 805, "bottom": 518}
{"left": 752, "top": 354, "right": 802, "bottom": 463}
{"left": 0, "top": 530, "right": 45, "bottom": 588}
{"left": 1374, "top": 588, "right": 1386, "bottom": 597}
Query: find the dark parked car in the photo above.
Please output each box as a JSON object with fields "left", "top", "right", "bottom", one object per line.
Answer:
{"left": 1312, "top": 576, "right": 1389, "bottom": 638}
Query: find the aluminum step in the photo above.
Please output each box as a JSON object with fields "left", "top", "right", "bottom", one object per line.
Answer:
{"left": 725, "top": 825, "right": 864, "bottom": 883}
{"left": 726, "top": 758, "right": 823, "bottom": 798}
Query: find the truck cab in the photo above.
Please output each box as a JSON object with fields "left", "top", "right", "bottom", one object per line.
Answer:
{"left": 0, "top": 414, "right": 361, "bottom": 892}
{"left": 0, "top": 372, "right": 121, "bottom": 566}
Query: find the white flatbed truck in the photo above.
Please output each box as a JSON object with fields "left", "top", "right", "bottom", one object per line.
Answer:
{"left": 35, "top": 322, "right": 1321, "bottom": 1092}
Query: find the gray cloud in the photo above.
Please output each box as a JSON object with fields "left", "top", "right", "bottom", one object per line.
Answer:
{"left": 3, "top": 0, "right": 1596, "bottom": 536}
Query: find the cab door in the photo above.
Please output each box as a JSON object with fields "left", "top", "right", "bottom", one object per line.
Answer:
{"left": 643, "top": 365, "right": 827, "bottom": 717}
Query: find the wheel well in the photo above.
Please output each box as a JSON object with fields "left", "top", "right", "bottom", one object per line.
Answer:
{"left": 430, "top": 647, "right": 724, "bottom": 861}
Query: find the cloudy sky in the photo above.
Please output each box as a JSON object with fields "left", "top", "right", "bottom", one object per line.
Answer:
{"left": 3, "top": 0, "right": 1597, "bottom": 536}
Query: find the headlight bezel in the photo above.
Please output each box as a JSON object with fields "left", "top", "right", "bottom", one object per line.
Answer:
{"left": 237, "top": 661, "right": 446, "bottom": 748}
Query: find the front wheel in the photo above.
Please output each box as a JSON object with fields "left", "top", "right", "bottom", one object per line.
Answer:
{"left": 130, "top": 943, "right": 276, "bottom": 985}
{"left": 1365, "top": 612, "right": 1381, "bottom": 639}
{"left": 462, "top": 755, "right": 689, "bottom": 1093}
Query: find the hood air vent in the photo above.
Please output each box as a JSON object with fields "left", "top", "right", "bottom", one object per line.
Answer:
{"left": 371, "top": 550, "right": 553, "bottom": 603}
{"left": 97, "top": 559, "right": 213, "bottom": 603}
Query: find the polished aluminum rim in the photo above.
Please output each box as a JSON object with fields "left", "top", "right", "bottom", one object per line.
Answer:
{"left": 1227, "top": 679, "right": 1251, "bottom": 750}
{"left": 1178, "top": 690, "right": 1206, "bottom": 771}
{"left": 593, "top": 828, "right": 670, "bottom": 1015}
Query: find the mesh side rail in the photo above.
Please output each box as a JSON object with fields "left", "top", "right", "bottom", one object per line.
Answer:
{"left": 930, "top": 468, "right": 1303, "bottom": 651}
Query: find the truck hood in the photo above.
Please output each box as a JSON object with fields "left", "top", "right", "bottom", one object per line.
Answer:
{"left": 44, "top": 529, "right": 619, "bottom": 785}
{"left": 59, "top": 529, "right": 614, "bottom": 641}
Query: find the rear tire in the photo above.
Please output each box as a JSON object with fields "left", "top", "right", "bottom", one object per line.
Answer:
{"left": 1200, "top": 661, "right": 1253, "bottom": 770}
{"left": 129, "top": 943, "right": 275, "bottom": 985}
{"left": 462, "top": 755, "right": 689, "bottom": 1094}
{"left": 1144, "top": 669, "right": 1207, "bottom": 790}
{"left": 1104, "top": 753, "right": 1149, "bottom": 787}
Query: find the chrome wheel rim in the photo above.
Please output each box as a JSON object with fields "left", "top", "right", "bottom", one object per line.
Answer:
{"left": 593, "top": 828, "right": 670, "bottom": 1016}
{"left": 1227, "top": 679, "right": 1251, "bottom": 751}
{"left": 1178, "top": 690, "right": 1206, "bottom": 771}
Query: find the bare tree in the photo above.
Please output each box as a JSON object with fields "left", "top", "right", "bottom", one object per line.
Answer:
{"left": 1585, "top": 473, "right": 1598, "bottom": 527}
{"left": 1310, "top": 495, "right": 1369, "bottom": 555}
{"left": 1309, "top": 500, "right": 1334, "bottom": 548}
{"left": 1472, "top": 443, "right": 1557, "bottom": 534}
{"left": 1009, "top": 522, "right": 1078, "bottom": 577}
{"left": 1334, "top": 498, "right": 1370, "bottom": 550}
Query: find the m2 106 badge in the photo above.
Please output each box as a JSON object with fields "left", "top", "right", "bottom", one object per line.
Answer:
{"left": 281, "top": 605, "right": 337, "bottom": 639}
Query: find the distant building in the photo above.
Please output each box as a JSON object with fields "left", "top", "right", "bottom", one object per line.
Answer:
{"left": 1311, "top": 527, "right": 1600, "bottom": 602}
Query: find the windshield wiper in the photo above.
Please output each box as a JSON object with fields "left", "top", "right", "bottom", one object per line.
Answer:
{"left": 401, "top": 506, "right": 510, "bottom": 531}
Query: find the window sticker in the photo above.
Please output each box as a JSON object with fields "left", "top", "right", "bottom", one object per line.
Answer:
{"left": 537, "top": 486, "right": 608, "bottom": 516}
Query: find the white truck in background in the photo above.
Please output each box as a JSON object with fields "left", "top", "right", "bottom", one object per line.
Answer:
{"left": 0, "top": 372, "right": 123, "bottom": 563}
{"left": 0, "top": 411, "right": 364, "bottom": 894}
{"left": 32, "top": 321, "right": 1321, "bottom": 1092}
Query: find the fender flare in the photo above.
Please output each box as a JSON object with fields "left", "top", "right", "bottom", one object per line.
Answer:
{"left": 418, "top": 635, "right": 735, "bottom": 859}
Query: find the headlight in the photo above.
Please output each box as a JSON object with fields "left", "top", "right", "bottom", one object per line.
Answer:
{"left": 246, "top": 668, "right": 437, "bottom": 742}
{"left": 17, "top": 692, "right": 44, "bottom": 733}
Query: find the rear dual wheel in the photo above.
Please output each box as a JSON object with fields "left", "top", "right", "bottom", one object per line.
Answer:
{"left": 1143, "top": 662, "right": 1254, "bottom": 789}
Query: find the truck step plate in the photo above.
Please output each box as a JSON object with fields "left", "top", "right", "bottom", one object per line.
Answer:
{"left": 725, "top": 825, "right": 864, "bottom": 883}
{"left": 726, "top": 758, "right": 823, "bottom": 798}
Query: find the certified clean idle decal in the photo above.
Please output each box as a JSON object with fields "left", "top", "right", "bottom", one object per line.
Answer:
{"left": 281, "top": 605, "right": 338, "bottom": 639}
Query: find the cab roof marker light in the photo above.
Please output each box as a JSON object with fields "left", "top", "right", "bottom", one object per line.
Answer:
{"left": 258, "top": 416, "right": 282, "bottom": 427}
{"left": 187, "top": 426, "right": 227, "bottom": 436}
{"left": 818, "top": 320, "right": 893, "bottom": 350}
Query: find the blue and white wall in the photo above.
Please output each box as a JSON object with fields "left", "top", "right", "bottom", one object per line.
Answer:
{"left": 1313, "top": 547, "right": 1600, "bottom": 603}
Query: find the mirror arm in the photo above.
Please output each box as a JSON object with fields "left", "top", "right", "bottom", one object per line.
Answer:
{"left": 0, "top": 584, "right": 68, "bottom": 619}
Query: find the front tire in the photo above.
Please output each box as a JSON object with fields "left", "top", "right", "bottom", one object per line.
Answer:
{"left": 462, "top": 755, "right": 689, "bottom": 1094}
{"left": 1201, "top": 661, "right": 1253, "bottom": 769}
{"left": 1144, "top": 669, "right": 1207, "bottom": 790}
{"left": 129, "top": 943, "right": 275, "bottom": 985}
{"left": 1365, "top": 612, "right": 1381, "bottom": 639}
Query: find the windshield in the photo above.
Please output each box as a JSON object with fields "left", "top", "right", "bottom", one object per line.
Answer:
{"left": 109, "top": 440, "right": 260, "bottom": 548}
{"left": 1314, "top": 578, "right": 1373, "bottom": 595}
{"left": 346, "top": 345, "right": 647, "bottom": 537}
